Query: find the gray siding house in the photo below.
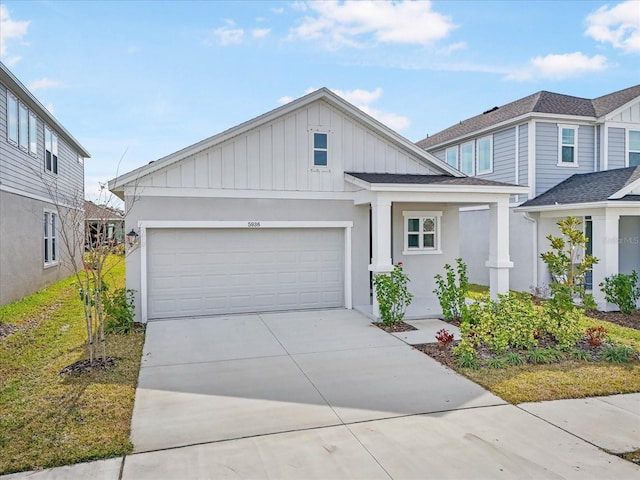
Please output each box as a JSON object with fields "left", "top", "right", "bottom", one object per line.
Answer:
{"left": 0, "top": 62, "right": 90, "bottom": 305}
{"left": 418, "top": 85, "right": 640, "bottom": 310}
{"left": 109, "top": 88, "right": 526, "bottom": 322}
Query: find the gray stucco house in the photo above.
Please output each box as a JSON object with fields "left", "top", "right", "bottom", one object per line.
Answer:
{"left": 0, "top": 62, "right": 90, "bottom": 306}
{"left": 418, "top": 85, "right": 640, "bottom": 310}
{"left": 109, "top": 88, "right": 526, "bottom": 322}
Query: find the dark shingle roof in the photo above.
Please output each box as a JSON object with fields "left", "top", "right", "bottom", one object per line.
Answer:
{"left": 417, "top": 85, "right": 640, "bottom": 149}
{"left": 519, "top": 166, "right": 640, "bottom": 208}
{"left": 346, "top": 172, "right": 518, "bottom": 187}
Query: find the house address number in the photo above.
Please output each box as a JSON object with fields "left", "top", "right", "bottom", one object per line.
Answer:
{"left": 247, "top": 221, "right": 261, "bottom": 227}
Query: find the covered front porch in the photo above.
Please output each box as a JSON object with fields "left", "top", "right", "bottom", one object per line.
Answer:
{"left": 345, "top": 173, "right": 529, "bottom": 319}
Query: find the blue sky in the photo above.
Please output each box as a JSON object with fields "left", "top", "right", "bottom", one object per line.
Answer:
{"left": 1, "top": 0, "right": 639, "bottom": 199}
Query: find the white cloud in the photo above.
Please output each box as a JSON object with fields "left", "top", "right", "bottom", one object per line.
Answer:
{"left": 28, "top": 78, "right": 64, "bottom": 91}
{"left": 3, "top": 55, "right": 21, "bottom": 67}
{"left": 506, "top": 52, "right": 608, "bottom": 81}
{"left": 585, "top": 0, "right": 640, "bottom": 54}
{"left": 278, "top": 86, "right": 410, "bottom": 131}
{"left": 0, "top": 5, "right": 29, "bottom": 60}
{"left": 290, "top": 0, "right": 456, "bottom": 48}
{"left": 437, "top": 41, "right": 466, "bottom": 55}
{"left": 211, "top": 20, "right": 244, "bottom": 46}
{"left": 252, "top": 27, "right": 271, "bottom": 38}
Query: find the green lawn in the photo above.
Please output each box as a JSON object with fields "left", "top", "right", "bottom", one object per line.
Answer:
{"left": 0, "top": 257, "right": 144, "bottom": 475}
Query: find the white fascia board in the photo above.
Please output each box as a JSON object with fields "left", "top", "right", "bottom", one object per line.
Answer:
{"left": 123, "top": 186, "right": 356, "bottom": 201}
{"left": 609, "top": 176, "right": 640, "bottom": 199}
{"left": 424, "top": 112, "right": 597, "bottom": 151}
{"left": 599, "top": 96, "right": 640, "bottom": 122}
{"left": 366, "top": 183, "right": 529, "bottom": 195}
{"left": 139, "top": 220, "right": 353, "bottom": 229}
{"left": 515, "top": 201, "right": 640, "bottom": 213}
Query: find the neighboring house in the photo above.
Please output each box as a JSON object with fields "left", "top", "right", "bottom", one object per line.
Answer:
{"left": 109, "top": 88, "right": 526, "bottom": 322}
{"left": 0, "top": 63, "right": 90, "bottom": 306}
{"left": 84, "top": 200, "right": 125, "bottom": 248}
{"left": 418, "top": 85, "right": 640, "bottom": 310}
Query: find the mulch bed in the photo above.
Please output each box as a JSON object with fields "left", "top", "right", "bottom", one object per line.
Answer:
{"left": 585, "top": 310, "right": 640, "bottom": 330}
{"left": 59, "top": 357, "right": 117, "bottom": 376}
{"left": 373, "top": 321, "right": 418, "bottom": 333}
{"left": 0, "top": 323, "right": 19, "bottom": 341}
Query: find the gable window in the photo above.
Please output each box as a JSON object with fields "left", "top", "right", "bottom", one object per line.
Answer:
{"left": 460, "top": 141, "right": 474, "bottom": 175}
{"left": 629, "top": 130, "right": 640, "bottom": 167}
{"left": 403, "top": 211, "right": 442, "bottom": 255}
{"left": 44, "top": 211, "right": 58, "bottom": 266}
{"left": 44, "top": 127, "right": 58, "bottom": 174}
{"left": 7, "top": 92, "right": 18, "bottom": 144}
{"left": 476, "top": 136, "right": 493, "bottom": 174}
{"left": 558, "top": 125, "right": 578, "bottom": 166}
{"left": 445, "top": 146, "right": 458, "bottom": 168}
{"left": 29, "top": 111, "right": 37, "bottom": 156}
{"left": 313, "top": 132, "right": 328, "bottom": 167}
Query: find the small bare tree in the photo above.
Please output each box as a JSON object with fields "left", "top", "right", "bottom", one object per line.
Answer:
{"left": 38, "top": 154, "right": 139, "bottom": 364}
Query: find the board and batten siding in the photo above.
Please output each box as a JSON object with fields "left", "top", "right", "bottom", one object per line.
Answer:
{"left": 535, "top": 122, "right": 595, "bottom": 196}
{"left": 0, "top": 81, "right": 84, "bottom": 204}
{"left": 608, "top": 101, "right": 640, "bottom": 124}
{"left": 137, "top": 99, "right": 439, "bottom": 192}
{"left": 607, "top": 127, "right": 626, "bottom": 170}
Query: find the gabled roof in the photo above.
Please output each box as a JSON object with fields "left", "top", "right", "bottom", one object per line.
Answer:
{"left": 417, "top": 85, "right": 640, "bottom": 150}
{"left": 109, "top": 88, "right": 460, "bottom": 193}
{"left": 0, "top": 62, "right": 90, "bottom": 158}
{"left": 84, "top": 200, "right": 124, "bottom": 221}
{"left": 518, "top": 166, "right": 640, "bottom": 209}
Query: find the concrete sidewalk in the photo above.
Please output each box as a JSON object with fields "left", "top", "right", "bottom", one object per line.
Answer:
{"left": 3, "top": 310, "right": 639, "bottom": 479}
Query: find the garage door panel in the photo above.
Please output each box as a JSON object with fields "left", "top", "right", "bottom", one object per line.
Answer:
{"left": 147, "top": 228, "right": 345, "bottom": 319}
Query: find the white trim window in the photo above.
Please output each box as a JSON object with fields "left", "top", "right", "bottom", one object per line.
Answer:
{"left": 29, "top": 111, "right": 38, "bottom": 156}
{"left": 629, "top": 130, "right": 640, "bottom": 167}
{"left": 44, "top": 211, "right": 58, "bottom": 266}
{"left": 313, "top": 132, "right": 328, "bottom": 167}
{"left": 403, "top": 211, "right": 442, "bottom": 255}
{"left": 18, "top": 102, "right": 28, "bottom": 151}
{"left": 445, "top": 146, "right": 458, "bottom": 169}
{"left": 558, "top": 125, "right": 578, "bottom": 166}
{"left": 44, "top": 126, "right": 59, "bottom": 174}
{"left": 476, "top": 135, "right": 493, "bottom": 174}
{"left": 7, "top": 92, "right": 19, "bottom": 145}
{"left": 460, "top": 141, "right": 474, "bottom": 175}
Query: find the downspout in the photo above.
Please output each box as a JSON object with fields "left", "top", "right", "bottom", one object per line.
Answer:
{"left": 523, "top": 211, "right": 538, "bottom": 290}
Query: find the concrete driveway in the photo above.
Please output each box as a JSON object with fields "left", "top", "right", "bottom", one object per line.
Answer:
{"left": 7, "top": 309, "right": 637, "bottom": 479}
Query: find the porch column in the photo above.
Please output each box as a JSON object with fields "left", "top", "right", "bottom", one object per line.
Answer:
{"left": 368, "top": 197, "right": 394, "bottom": 317}
{"left": 592, "top": 211, "right": 620, "bottom": 311}
{"left": 486, "top": 200, "right": 513, "bottom": 299}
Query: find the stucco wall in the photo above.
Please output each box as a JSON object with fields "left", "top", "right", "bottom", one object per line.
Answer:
{"left": 125, "top": 196, "right": 371, "bottom": 321}
{"left": 0, "top": 190, "right": 80, "bottom": 305}
{"left": 619, "top": 216, "right": 640, "bottom": 275}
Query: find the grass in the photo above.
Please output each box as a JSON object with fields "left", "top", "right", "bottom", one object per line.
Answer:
{"left": 0, "top": 256, "right": 144, "bottom": 475}
{"left": 453, "top": 314, "right": 640, "bottom": 404}
{"left": 467, "top": 283, "right": 489, "bottom": 300}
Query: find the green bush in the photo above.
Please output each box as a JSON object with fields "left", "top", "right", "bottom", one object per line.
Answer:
{"left": 600, "top": 342, "right": 635, "bottom": 364}
{"left": 433, "top": 258, "right": 468, "bottom": 320}
{"left": 103, "top": 287, "right": 136, "bottom": 334}
{"left": 373, "top": 263, "right": 413, "bottom": 327}
{"left": 600, "top": 271, "right": 640, "bottom": 315}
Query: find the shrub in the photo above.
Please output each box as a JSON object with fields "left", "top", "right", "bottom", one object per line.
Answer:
{"left": 504, "top": 352, "right": 525, "bottom": 366}
{"left": 487, "top": 358, "right": 506, "bottom": 369}
{"left": 103, "top": 287, "right": 136, "bottom": 334}
{"left": 570, "top": 348, "right": 590, "bottom": 361}
{"left": 433, "top": 258, "right": 469, "bottom": 320}
{"left": 542, "top": 301, "right": 583, "bottom": 350}
{"left": 600, "top": 343, "right": 635, "bottom": 364}
{"left": 527, "top": 348, "right": 555, "bottom": 364}
{"left": 585, "top": 325, "right": 608, "bottom": 347}
{"left": 600, "top": 271, "right": 640, "bottom": 315}
{"left": 452, "top": 339, "right": 478, "bottom": 368}
{"left": 373, "top": 262, "right": 413, "bottom": 327}
{"left": 435, "top": 328, "right": 454, "bottom": 347}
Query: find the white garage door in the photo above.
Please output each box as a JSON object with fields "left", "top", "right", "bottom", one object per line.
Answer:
{"left": 147, "top": 228, "right": 345, "bottom": 319}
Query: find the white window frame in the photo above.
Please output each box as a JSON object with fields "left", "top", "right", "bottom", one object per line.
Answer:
{"left": 445, "top": 146, "right": 458, "bottom": 169}
{"left": 627, "top": 129, "right": 640, "bottom": 167}
{"left": 29, "top": 111, "right": 38, "bottom": 157}
{"left": 44, "top": 210, "right": 58, "bottom": 267}
{"left": 312, "top": 131, "right": 328, "bottom": 168}
{"left": 7, "top": 91, "right": 18, "bottom": 145}
{"left": 18, "top": 102, "right": 28, "bottom": 151}
{"left": 402, "top": 211, "right": 443, "bottom": 255}
{"left": 44, "top": 126, "right": 59, "bottom": 175}
{"left": 460, "top": 141, "right": 475, "bottom": 175}
{"left": 476, "top": 135, "right": 493, "bottom": 175}
{"left": 558, "top": 124, "right": 579, "bottom": 167}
